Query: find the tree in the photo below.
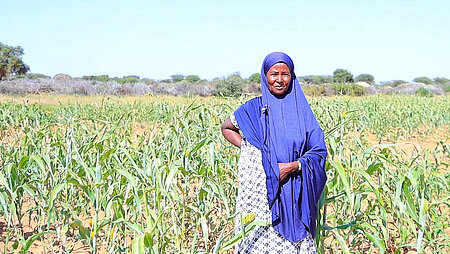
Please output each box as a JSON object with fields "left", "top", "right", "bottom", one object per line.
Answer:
{"left": 248, "top": 73, "right": 261, "bottom": 83}
{"left": 185, "top": 75, "right": 200, "bottom": 83}
{"left": 170, "top": 74, "right": 185, "bottom": 82}
{"left": 113, "top": 75, "right": 140, "bottom": 84}
{"left": 433, "top": 77, "right": 449, "bottom": 85}
{"left": 381, "top": 80, "right": 406, "bottom": 87}
{"left": 82, "top": 75, "right": 110, "bottom": 82}
{"left": 413, "top": 77, "right": 433, "bottom": 85}
{"left": 355, "top": 74, "right": 375, "bottom": 85}
{"left": 299, "top": 75, "right": 332, "bottom": 85}
{"left": 0, "top": 43, "right": 30, "bottom": 80}
{"left": 333, "top": 69, "right": 353, "bottom": 83}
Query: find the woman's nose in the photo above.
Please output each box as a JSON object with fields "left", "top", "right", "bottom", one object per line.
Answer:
{"left": 276, "top": 75, "right": 283, "bottom": 82}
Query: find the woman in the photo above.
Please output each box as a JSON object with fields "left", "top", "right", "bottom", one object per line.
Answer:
{"left": 221, "top": 52, "right": 327, "bottom": 253}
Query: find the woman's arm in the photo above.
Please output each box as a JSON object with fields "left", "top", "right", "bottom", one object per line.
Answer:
{"left": 221, "top": 116, "right": 242, "bottom": 148}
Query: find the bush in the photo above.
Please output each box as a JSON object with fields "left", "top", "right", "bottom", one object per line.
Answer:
{"left": 185, "top": 75, "right": 200, "bottom": 83}
{"left": 382, "top": 80, "right": 407, "bottom": 87}
{"left": 415, "top": 87, "right": 433, "bottom": 97}
{"left": 213, "top": 73, "right": 247, "bottom": 97}
{"left": 140, "top": 78, "right": 157, "bottom": 85}
{"left": 170, "top": 74, "right": 185, "bottom": 82}
{"left": 82, "top": 75, "right": 110, "bottom": 82}
{"left": 302, "top": 84, "right": 326, "bottom": 96}
{"left": 441, "top": 84, "right": 450, "bottom": 93}
{"left": 332, "top": 83, "right": 366, "bottom": 96}
{"left": 243, "top": 81, "right": 261, "bottom": 94}
{"left": 114, "top": 75, "right": 140, "bottom": 84}
{"left": 248, "top": 73, "right": 261, "bottom": 84}
{"left": 13, "top": 73, "right": 50, "bottom": 80}
{"left": 53, "top": 73, "right": 72, "bottom": 80}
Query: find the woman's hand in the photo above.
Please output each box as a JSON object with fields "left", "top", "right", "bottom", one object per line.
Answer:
{"left": 278, "top": 162, "right": 299, "bottom": 182}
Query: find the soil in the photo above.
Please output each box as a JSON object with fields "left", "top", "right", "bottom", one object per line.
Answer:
{"left": 0, "top": 197, "right": 95, "bottom": 253}
{"left": 362, "top": 126, "right": 449, "bottom": 158}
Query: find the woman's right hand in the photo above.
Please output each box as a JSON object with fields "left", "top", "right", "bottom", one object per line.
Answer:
{"left": 221, "top": 116, "right": 242, "bottom": 148}
{"left": 278, "top": 162, "right": 299, "bottom": 182}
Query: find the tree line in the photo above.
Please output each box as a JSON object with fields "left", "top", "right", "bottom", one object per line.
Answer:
{"left": 1, "top": 42, "right": 449, "bottom": 97}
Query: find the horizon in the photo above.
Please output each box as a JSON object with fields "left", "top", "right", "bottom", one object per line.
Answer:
{"left": 1, "top": 0, "right": 449, "bottom": 83}
{"left": 18, "top": 71, "right": 448, "bottom": 85}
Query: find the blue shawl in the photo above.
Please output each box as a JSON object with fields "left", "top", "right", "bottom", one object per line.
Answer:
{"left": 234, "top": 52, "right": 327, "bottom": 242}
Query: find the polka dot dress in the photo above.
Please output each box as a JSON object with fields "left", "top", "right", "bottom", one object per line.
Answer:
{"left": 230, "top": 113, "right": 317, "bottom": 254}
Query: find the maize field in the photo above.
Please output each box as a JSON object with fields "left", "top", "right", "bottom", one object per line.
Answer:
{"left": 0, "top": 94, "right": 448, "bottom": 253}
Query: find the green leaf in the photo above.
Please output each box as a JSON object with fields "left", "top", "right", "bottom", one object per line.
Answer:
{"left": 144, "top": 233, "right": 153, "bottom": 248}
{"left": 330, "top": 160, "right": 353, "bottom": 209}
{"left": 350, "top": 168, "right": 384, "bottom": 206}
{"left": 21, "top": 231, "right": 55, "bottom": 252}
{"left": 48, "top": 183, "right": 66, "bottom": 212}
{"left": 402, "top": 178, "right": 418, "bottom": 223}
{"left": 330, "top": 229, "right": 350, "bottom": 254}
{"left": 366, "top": 162, "right": 382, "bottom": 175}
{"left": 12, "top": 241, "right": 19, "bottom": 250}
{"left": 99, "top": 148, "right": 117, "bottom": 164}
{"left": 69, "top": 220, "right": 90, "bottom": 240}
{"left": 359, "top": 222, "right": 386, "bottom": 253}
{"left": 18, "top": 156, "right": 29, "bottom": 169}
{"left": 30, "top": 155, "right": 46, "bottom": 171}
{"left": 125, "top": 222, "right": 144, "bottom": 235}
{"left": 132, "top": 234, "right": 145, "bottom": 254}
{"left": 0, "top": 172, "right": 12, "bottom": 194}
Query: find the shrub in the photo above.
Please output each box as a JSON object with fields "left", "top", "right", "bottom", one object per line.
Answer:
{"left": 53, "top": 73, "right": 72, "bottom": 80}
{"left": 248, "top": 73, "right": 261, "bottom": 84}
{"left": 82, "top": 75, "right": 110, "bottom": 82}
{"left": 185, "top": 75, "right": 200, "bottom": 83}
{"left": 415, "top": 87, "right": 433, "bottom": 97}
{"left": 441, "top": 84, "right": 450, "bottom": 93}
{"left": 118, "top": 83, "right": 151, "bottom": 95}
{"left": 114, "top": 75, "right": 140, "bottom": 84}
{"left": 243, "top": 81, "right": 261, "bottom": 94}
{"left": 170, "top": 74, "right": 184, "bottom": 82}
{"left": 382, "top": 80, "right": 407, "bottom": 87}
{"left": 302, "top": 84, "right": 326, "bottom": 96}
{"left": 140, "top": 78, "right": 157, "bottom": 85}
{"left": 13, "top": 73, "right": 50, "bottom": 79}
{"left": 213, "top": 73, "right": 247, "bottom": 97}
{"left": 332, "top": 83, "right": 366, "bottom": 96}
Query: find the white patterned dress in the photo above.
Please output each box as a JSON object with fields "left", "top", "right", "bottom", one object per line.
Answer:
{"left": 230, "top": 113, "right": 316, "bottom": 254}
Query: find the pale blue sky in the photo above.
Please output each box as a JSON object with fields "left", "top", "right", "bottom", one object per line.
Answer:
{"left": 1, "top": 0, "right": 449, "bottom": 83}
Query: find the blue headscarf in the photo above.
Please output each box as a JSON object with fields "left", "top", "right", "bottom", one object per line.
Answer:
{"left": 234, "top": 52, "right": 327, "bottom": 242}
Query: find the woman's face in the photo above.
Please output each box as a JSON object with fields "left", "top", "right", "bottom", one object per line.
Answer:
{"left": 266, "top": 63, "right": 291, "bottom": 96}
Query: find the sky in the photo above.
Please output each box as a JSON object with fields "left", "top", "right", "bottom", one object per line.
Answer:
{"left": 1, "top": 0, "right": 449, "bottom": 83}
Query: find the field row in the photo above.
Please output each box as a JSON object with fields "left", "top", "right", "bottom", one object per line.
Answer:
{"left": 0, "top": 95, "right": 449, "bottom": 253}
